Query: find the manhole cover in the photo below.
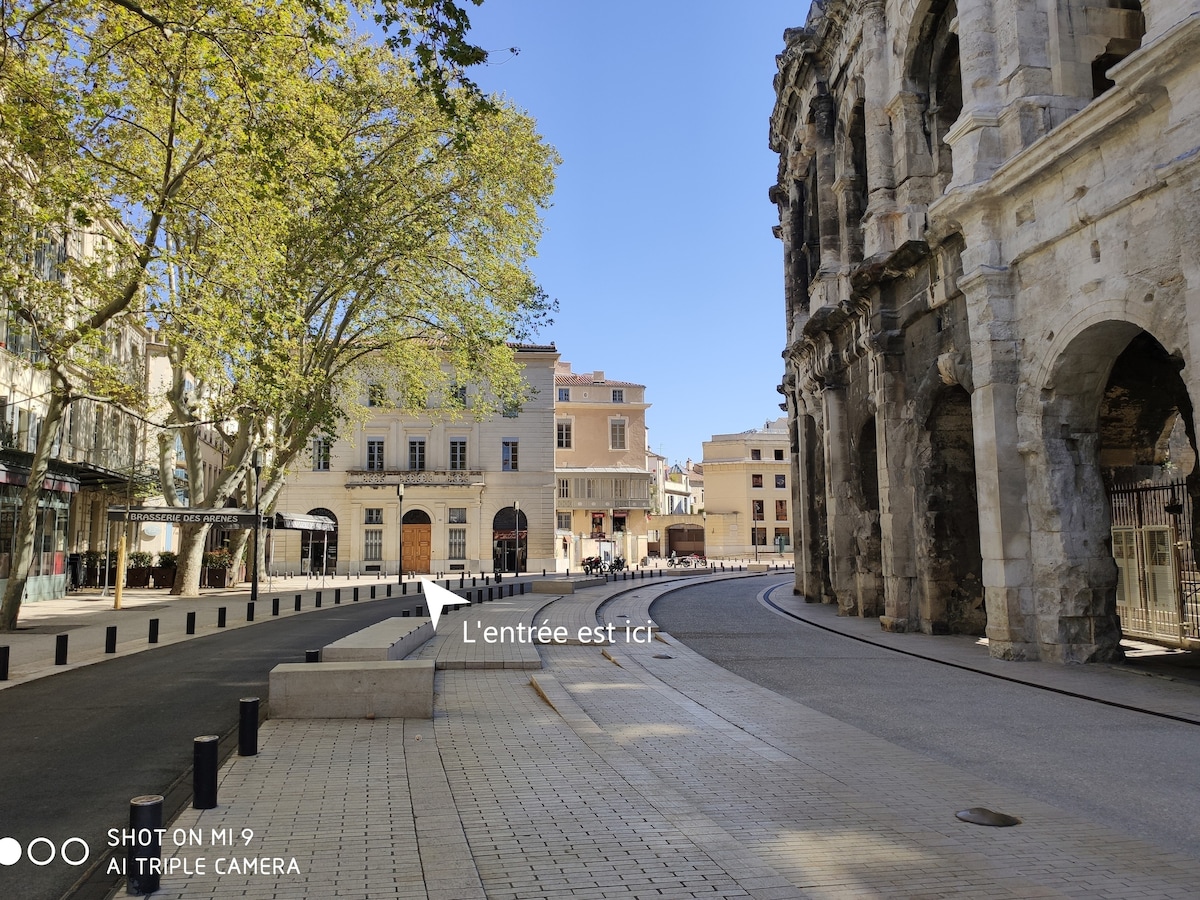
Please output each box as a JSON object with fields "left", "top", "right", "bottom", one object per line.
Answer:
{"left": 652, "top": 654, "right": 673, "bottom": 660}
{"left": 955, "top": 807, "right": 1020, "bottom": 827}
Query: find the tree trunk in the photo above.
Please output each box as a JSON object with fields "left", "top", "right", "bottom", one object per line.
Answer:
{"left": 171, "top": 522, "right": 211, "bottom": 597}
{"left": 226, "top": 529, "right": 249, "bottom": 585}
{"left": 0, "top": 385, "right": 68, "bottom": 631}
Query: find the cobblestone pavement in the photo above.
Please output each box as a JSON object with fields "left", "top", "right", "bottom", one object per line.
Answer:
{"left": 113, "top": 571, "right": 1200, "bottom": 899}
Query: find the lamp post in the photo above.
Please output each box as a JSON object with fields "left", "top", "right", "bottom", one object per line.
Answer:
{"left": 753, "top": 503, "right": 760, "bottom": 562}
{"left": 396, "top": 481, "right": 405, "bottom": 586}
{"left": 513, "top": 499, "right": 520, "bottom": 578}
{"left": 251, "top": 450, "right": 261, "bottom": 607}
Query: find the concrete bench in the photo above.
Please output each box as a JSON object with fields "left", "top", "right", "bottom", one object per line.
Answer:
{"left": 532, "top": 577, "right": 606, "bottom": 593}
{"left": 321, "top": 617, "right": 433, "bottom": 662}
{"left": 269, "top": 660, "right": 434, "bottom": 718}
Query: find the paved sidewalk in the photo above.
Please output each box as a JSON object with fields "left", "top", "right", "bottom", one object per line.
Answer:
{"left": 124, "top": 571, "right": 1200, "bottom": 899}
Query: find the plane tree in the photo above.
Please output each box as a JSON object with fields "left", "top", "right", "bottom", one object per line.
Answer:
{"left": 153, "top": 42, "right": 557, "bottom": 595}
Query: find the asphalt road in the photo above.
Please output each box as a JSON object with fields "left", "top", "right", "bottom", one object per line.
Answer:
{"left": 0, "top": 594, "right": 428, "bottom": 900}
{"left": 650, "top": 575, "right": 1200, "bottom": 862}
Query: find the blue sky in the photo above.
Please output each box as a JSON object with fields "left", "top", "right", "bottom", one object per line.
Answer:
{"left": 464, "top": 1, "right": 807, "bottom": 465}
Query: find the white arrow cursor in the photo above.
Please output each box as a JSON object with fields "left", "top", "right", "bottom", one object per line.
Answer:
{"left": 422, "top": 579, "right": 471, "bottom": 630}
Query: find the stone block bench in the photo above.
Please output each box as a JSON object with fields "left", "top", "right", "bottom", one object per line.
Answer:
{"left": 532, "top": 577, "right": 606, "bottom": 593}
{"left": 321, "top": 616, "right": 434, "bottom": 662}
{"left": 269, "top": 660, "right": 434, "bottom": 718}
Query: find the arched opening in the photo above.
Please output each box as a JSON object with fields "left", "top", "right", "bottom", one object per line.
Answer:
{"left": 854, "top": 417, "right": 883, "bottom": 616}
{"left": 666, "top": 523, "right": 704, "bottom": 557}
{"left": 921, "top": 386, "right": 985, "bottom": 634}
{"left": 1099, "top": 332, "right": 1199, "bottom": 644}
{"left": 844, "top": 99, "right": 868, "bottom": 263}
{"left": 301, "top": 508, "right": 338, "bottom": 575}
{"left": 911, "top": 0, "right": 962, "bottom": 192}
{"left": 803, "top": 414, "right": 833, "bottom": 602}
{"left": 1090, "top": 0, "right": 1145, "bottom": 97}
{"left": 492, "top": 506, "right": 527, "bottom": 574}
{"left": 402, "top": 508, "right": 432, "bottom": 574}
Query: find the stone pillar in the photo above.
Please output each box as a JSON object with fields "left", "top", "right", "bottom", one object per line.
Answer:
{"left": 875, "top": 352, "right": 919, "bottom": 631}
{"left": 860, "top": 0, "right": 896, "bottom": 258}
{"left": 944, "top": 1, "right": 1004, "bottom": 187}
{"left": 811, "top": 93, "right": 841, "bottom": 274}
{"left": 822, "top": 382, "right": 859, "bottom": 614}
{"left": 959, "top": 266, "right": 1036, "bottom": 658}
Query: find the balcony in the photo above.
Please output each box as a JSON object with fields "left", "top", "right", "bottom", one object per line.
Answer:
{"left": 345, "top": 469, "right": 484, "bottom": 488}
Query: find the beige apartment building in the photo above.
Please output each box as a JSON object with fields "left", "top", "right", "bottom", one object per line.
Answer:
{"left": 274, "top": 345, "right": 560, "bottom": 577}
{"left": 702, "top": 420, "right": 792, "bottom": 559}
{"left": 554, "top": 364, "right": 653, "bottom": 566}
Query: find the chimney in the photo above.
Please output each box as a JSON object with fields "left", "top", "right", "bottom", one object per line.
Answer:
{"left": 592, "top": 371, "right": 604, "bottom": 383}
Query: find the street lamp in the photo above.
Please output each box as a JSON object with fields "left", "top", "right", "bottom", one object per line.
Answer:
{"left": 396, "top": 481, "right": 405, "bottom": 586}
{"left": 251, "top": 450, "right": 262, "bottom": 607}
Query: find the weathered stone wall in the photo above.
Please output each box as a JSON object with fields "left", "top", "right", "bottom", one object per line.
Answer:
{"left": 772, "top": 0, "right": 1200, "bottom": 661}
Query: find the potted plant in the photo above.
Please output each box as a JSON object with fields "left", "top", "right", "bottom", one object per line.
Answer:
{"left": 126, "top": 551, "right": 153, "bottom": 588}
{"left": 202, "top": 549, "right": 234, "bottom": 588}
{"left": 153, "top": 550, "right": 178, "bottom": 589}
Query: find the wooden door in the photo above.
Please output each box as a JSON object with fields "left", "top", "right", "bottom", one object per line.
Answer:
{"left": 402, "top": 524, "right": 431, "bottom": 573}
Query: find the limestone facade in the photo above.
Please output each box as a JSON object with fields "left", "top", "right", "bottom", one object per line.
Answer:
{"left": 702, "top": 421, "right": 793, "bottom": 559}
{"left": 770, "top": 0, "right": 1200, "bottom": 661}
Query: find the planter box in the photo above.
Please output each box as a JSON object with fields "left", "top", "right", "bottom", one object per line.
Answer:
{"left": 202, "top": 567, "right": 230, "bottom": 588}
{"left": 151, "top": 567, "right": 177, "bottom": 589}
{"left": 125, "top": 567, "right": 152, "bottom": 588}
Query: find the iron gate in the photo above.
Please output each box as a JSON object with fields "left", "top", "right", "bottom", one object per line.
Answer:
{"left": 1109, "top": 479, "right": 1200, "bottom": 646}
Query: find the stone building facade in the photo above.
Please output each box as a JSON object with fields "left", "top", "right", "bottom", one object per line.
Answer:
{"left": 770, "top": 0, "right": 1200, "bottom": 661}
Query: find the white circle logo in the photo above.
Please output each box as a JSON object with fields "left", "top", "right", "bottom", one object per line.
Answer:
{"left": 0, "top": 837, "right": 21, "bottom": 866}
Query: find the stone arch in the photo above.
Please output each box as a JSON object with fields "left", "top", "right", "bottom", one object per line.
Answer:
{"left": 853, "top": 415, "right": 883, "bottom": 616}
{"left": 492, "top": 506, "right": 527, "bottom": 574}
{"left": 917, "top": 385, "right": 985, "bottom": 634}
{"left": 1088, "top": 0, "right": 1145, "bottom": 97}
{"left": 301, "top": 508, "right": 337, "bottom": 575}
{"left": 838, "top": 95, "right": 869, "bottom": 264}
{"left": 901, "top": 0, "right": 961, "bottom": 192}
{"left": 1032, "top": 320, "right": 1197, "bottom": 660}
{"left": 800, "top": 413, "right": 833, "bottom": 602}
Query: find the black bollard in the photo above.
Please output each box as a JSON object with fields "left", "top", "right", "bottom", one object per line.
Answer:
{"left": 315, "top": 593, "right": 322, "bottom": 608}
{"left": 370, "top": 585, "right": 376, "bottom": 599}
{"left": 55, "top": 634, "right": 68, "bottom": 665}
{"left": 246, "top": 601, "right": 255, "bottom": 622}
{"left": 0, "top": 645, "right": 8, "bottom": 681}
{"left": 272, "top": 598, "right": 280, "bottom": 617}
{"left": 417, "top": 581, "right": 423, "bottom": 594}
{"left": 148, "top": 619, "right": 159, "bottom": 644}
{"left": 106, "top": 625, "right": 118, "bottom": 654}
{"left": 335, "top": 589, "right": 341, "bottom": 605}
{"left": 126, "top": 794, "right": 163, "bottom": 895}
{"left": 217, "top": 607, "right": 227, "bottom": 628}
{"left": 353, "top": 587, "right": 359, "bottom": 602}
{"left": 488, "top": 587, "right": 494, "bottom": 602}
{"left": 305, "top": 649, "right": 320, "bottom": 662}
{"left": 294, "top": 596, "right": 302, "bottom": 612}
{"left": 239, "top": 697, "right": 259, "bottom": 757}
{"left": 193, "top": 735, "right": 219, "bottom": 809}
{"left": 386, "top": 584, "right": 392, "bottom": 598}
{"left": 186, "top": 611, "right": 196, "bottom": 635}
{"left": 402, "top": 582, "right": 407, "bottom": 595}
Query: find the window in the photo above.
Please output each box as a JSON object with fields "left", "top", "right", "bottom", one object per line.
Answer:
{"left": 502, "top": 439, "right": 519, "bottom": 471}
{"left": 776, "top": 474, "right": 786, "bottom": 489}
{"left": 367, "top": 438, "right": 385, "bottom": 471}
{"left": 365, "top": 508, "right": 383, "bottom": 525}
{"left": 613, "top": 514, "right": 627, "bottom": 533}
{"left": 408, "top": 438, "right": 426, "bottom": 471}
{"left": 776, "top": 499, "right": 788, "bottom": 521}
{"left": 450, "top": 383, "right": 467, "bottom": 406}
{"left": 364, "top": 529, "right": 383, "bottom": 560}
{"left": 367, "top": 383, "right": 385, "bottom": 407}
{"left": 753, "top": 527, "right": 768, "bottom": 546}
{"left": 558, "top": 478, "right": 570, "bottom": 499}
{"left": 751, "top": 448, "right": 761, "bottom": 460}
{"left": 610, "top": 419, "right": 627, "bottom": 451}
{"left": 558, "top": 387, "right": 570, "bottom": 402}
{"left": 448, "top": 507, "right": 467, "bottom": 524}
{"left": 557, "top": 512, "right": 572, "bottom": 531}
{"left": 312, "top": 437, "right": 330, "bottom": 471}
{"left": 449, "top": 438, "right": 467, "bottom": 470}
{"left": 774, "top": 528, "right": 790, "bottom": 547}
{"left": 557, "top": 421, "right": 572, "bottom": 449}
{"left": 448, "top": 528, "right": 466, "bottom": 559}
{"left": 612, "top": 389, "right": 624, "bottom": 403}
{"left": 502, "top": 400, "right": 520, "bottom": 418}
{"left": 752, "top": 474, "right": 763, "bottom": 488}
{"left": 613, "top": 478, "right": 626, "bottom": 499}
{"left": 752, "top": 499, "right": 765, "bottom": 520}
{"left": 774, "top": 449, "right": 784, "bottom": 461}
